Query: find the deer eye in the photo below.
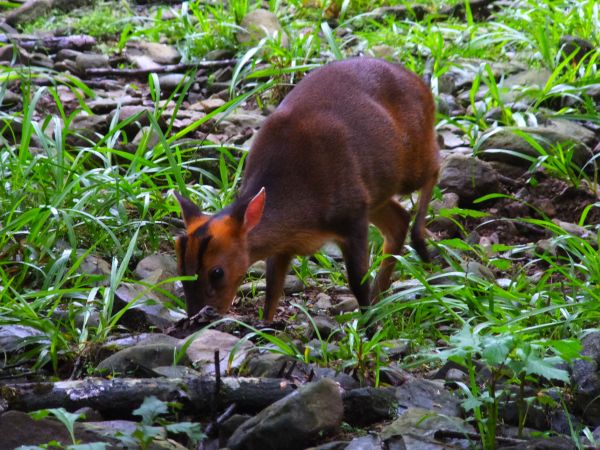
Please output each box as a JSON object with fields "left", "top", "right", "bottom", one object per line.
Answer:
{"left": 209, "top": 267, "right": 224, "bottom": 284}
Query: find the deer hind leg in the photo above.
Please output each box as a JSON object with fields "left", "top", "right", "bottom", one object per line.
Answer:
{"left": 369, "top": 199, "right": 411, "bottom": 303}
{"left": 339, "top": 216, "right": 371, "bottom": 309}
{"left": 264, "top": 253, "right": 293, "bottom": 321}
{"left": 410, "top": 169, "right": 438, "bottom": 263}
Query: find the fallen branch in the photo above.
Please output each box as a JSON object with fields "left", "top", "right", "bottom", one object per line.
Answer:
{"left": 2, "top": 376, "right": 296, "bottom": 417}
{"left": 0, "top": 34, "right": 96, "bottom": 52}
{"left": 84, "top": 59, "right": 238, "bottom": 78}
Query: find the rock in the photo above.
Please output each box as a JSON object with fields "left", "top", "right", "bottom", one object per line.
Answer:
{"left": 151, "top": 365, "right": 201, "bottom": 378}
{"left": 68, "top": 113, "right": 108, "bottom": 145}
{"left": 75, "top": 53, "right": 110, "bottom": 71}
{"left": 83, "top": 419, "right": 189, "bottom": 449}
{"left": 109, "top": 105, "right": 158, "bottom": 139}
{"left": 4, "top": 0, "right": 52, "bottom": 26}
{"left": 131, "top": 125, "right": 161, "bottom": 149}
{"left": 134, "top": 253, "right": 178, "bottom": 282}
{"left": 115, "top": 282, "right": 186, "bottom": 329}
{"left": 478, "top": 125, "right": 594, "bottom": 170}
{"left": 0, "top": 90, "right": 21, "bottom": 108}
{"left": 0, "top": 325, "right": 45, "bottom": 352}
{"left": 344, "top": 435, "right": 382, "bottom": 449}
{"left": 219, "top": 414, "right": 253, "bottom": 446}
{"left": 55, "top": 49, "right": 83, "bottom": 62}
{"left": 309, "top": 315, "right": 340, "bottom": 340}
{"left": 381, "top": 407, "right": 473, "bottom": 449}
{"left": 430, "top": 192, "right": 460, "bottom": 213}
{"left": 552, "top": 219, "right": 595, "bottom": 242}
{"left": 284, "top": 274, "right": 304, "bottom": 294}
{"left": 332, "top": 295, "right": 360, "bottom": 314}
{"left": 498, "top": 436, "right": 576, "bottom": 450}
{"left": 0, "top": 410, "right": 121, "bottom": 448}
{"left": 370, "top": 4, "right": 428, "bottom": 21}
{"left": 237, "top": 9, "right": 289, "bottom": 47}
{"left": 227, "top": 378, "right": 343, "bottom": 450}
{"left": 218, "top": 109, "right": 266, "bottom": 132}
{"left": 395, "top": 379, "right": 461, "bottom": 417}
{"left": 186, "top": 329, "right": 254, "bottom": 376}
{"left": 343, "top": 387, "right": 397, "bottom": 426}
{"left": 559, "top": 35, "right": 595, "bottom": 64}
{"left": 137, "top": 42, "right": 181, "bottom": 65}
{"left": 500, "top": 69, "right": 552, "bottom": 101}
{"left": 158, "top": 73, "right": 189, "bottom": 94}
{"left": 103, "top": 333, "right": 181, "bottom": 352}
{"left": 88, "top": 94, "right": 140, "bottom": 114}
{"left": 314, "top": 292, "right": 333, "bottom": 310}
{"left": 368, "top": 44, "right": 396, "bottom": 59}
{"left": 96, "top": 342, "right": 187, "bottom": 376}
{"left": 77, "top": 253, "right": 111, "bottom": 285}
{"left": 438, "top": 129, "right": 466, "bottom": 148}
{"left": 242, "top": 351, "right": 297, "bottom": 377}
{"left": 191, "top": 97, "right": 226, "bottom": 113}
{"left": 439, "top": 154, "right": 500, "bottom": 204}
{"left": 572, "top": 332, "right": 600, "bottom": 424}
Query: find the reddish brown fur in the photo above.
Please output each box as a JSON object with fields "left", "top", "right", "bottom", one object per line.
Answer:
{"left": 175, "top": 58, "right": 440, "bottom": 320}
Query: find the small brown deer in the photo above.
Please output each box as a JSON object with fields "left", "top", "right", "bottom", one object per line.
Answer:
{"left": 175, "top": 58, "right": 439, "bottom": 321}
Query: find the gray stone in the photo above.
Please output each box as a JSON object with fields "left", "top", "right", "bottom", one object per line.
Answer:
{"left": 344, "top": 435, "right": 382, "bottom": 449}
{"left": 314, "top": 292, "right": 333, "bottom": 310}
{"left": 0, "top": 325, "right": 45, "bottom": 352}
{"left": 439, "top": 154, "right": 500, "bottom": 203}
{"left": 332, "top": 295, "right": 360, "bottom": 313}
{"left": 237, "top": 9, "right": 289, "bottom": 47}
{"left": 115, "top": 282, "right": 186, "bottom": 329}
{"left": 497, "top": 436, "right": 576, "bottom": 450}
{"left": 75, "top": 53, "right": 109, "bottom": 71}
{"left": 243, "top": 351, "right": 297, "bottom": 377}
{"left": 284, "top": 274, "right": 304, "bottom": 294}
{"left": 186, "top": 329, "right": 254, "bottom": 376}
{"left": 55, "top": 49, "right": 83, "bottom": 62}
{"left": 0, "top": 89, "right": 20, "bottom": 108}
{"left": 381, "top": 407, "right": 473, "bottom": 449}
{"left": 96, "top": 343, "right": 187, "bottom": 376}
{"left": 151, "top": 365, "right": 201, "bottom": 378}
{"left": 134, "top": 253, "right": 178, "bottom": 282}
{"left": 227, "top": 378, "right": 343, "bottom": 450}
{"left": 103, "top": 333, "right": 182, "bottom": 352}
{"left": 0, "top": 410, "right": 121, "bottom": 448}
{"left": 343, "top": 387, "right": 397, "bottom": 426}
{"left": 572, "top": 332, "right": 600, "bottom": 424}
{"left": 219, "top": 109, "right": 266, "bottom": 131}
{"left": 395, "top": 379, "right": 461, "bottom": 417}
{"left": 77, "top": 253, "right": 111, "bottom": 285}
{"left": 68, "top": 113, "right": 108, "bottom": 144}
{"left": 478, "top": 124, "right": 594, "bottom": 170}
{"left": 137, "top": 42, "right": 181, "bottom": 65}
{"left": 368, "top": 44, "right": 396, "bottom": 60}
{"left": 309, "top": 315, "right": 341, "bottom": 340}
{"left": 88, "top": 94, "right": 140, "bottom": 114}
{"left": 131, "top": 125, "right": 161, "bottom": 149}
{"left": 158, "top": 73, "right": 189, "bottom": 93}
{"left": 83, "top": 420, "right": 188, "bottom": 449}
{"left": 191, "top": 97, "right": 226, "bottom": 113}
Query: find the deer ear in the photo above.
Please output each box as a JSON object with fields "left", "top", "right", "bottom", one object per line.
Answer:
{"left": 243, "top": 187, "right": 265, "bottom": 232}
{"left": 173, "top": 191, "right": 206, "bottom": 228}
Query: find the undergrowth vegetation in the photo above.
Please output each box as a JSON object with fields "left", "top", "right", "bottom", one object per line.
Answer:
{"left": 1, "top": 0, "right": 599, "bottom": 448}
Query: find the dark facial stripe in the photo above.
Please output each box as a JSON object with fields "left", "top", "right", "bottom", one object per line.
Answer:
{"left": 193, "top": 220, "right": 211, "bottom": 238}
{"left": 197, "top": 235, "right": 212, "bottom": 270}
{"left": 178, "top": 235, "right": 188, "bottom": 276}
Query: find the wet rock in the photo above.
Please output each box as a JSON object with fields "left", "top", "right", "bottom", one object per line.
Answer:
{"left": 478, "top": 124, "right": 594, "bottom": 170}
{"left": 186, "top": 329, "right": 254, "bottom": 376}
{"left": 439, "top": 154, "right": 500, "bottom": 204}
{"left": 227, "top": 378, "right": 343, "bottom": 450}
{"left": 0, "top": 325, "right": 45, "bottom": 352}
{"left": 237, "top": 9, "right": 289, "bottom": 47}
{"left": 343, "top": 387, "right": 397, "bottom": 426}
{"left": 381, "top": 407, "right": 473, "bottom": 449}
{"left": 115, "top": 282, "right": 186, "bottom": 329}
{"left": 96, "top": 342, "right": 186, "bottom": 375}
{"left": 395, "top": 379, "right": 461, "bottom": 417}
{"left": 75, "top": 52, "right": 110, "bottom": 71}
{"left": 332, "top": 295, "right": 360, "bottom": 314}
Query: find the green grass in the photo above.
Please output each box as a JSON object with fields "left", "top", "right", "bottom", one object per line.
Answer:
{"left": 2, "top": 0, "right": 600, "bottom": 447}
